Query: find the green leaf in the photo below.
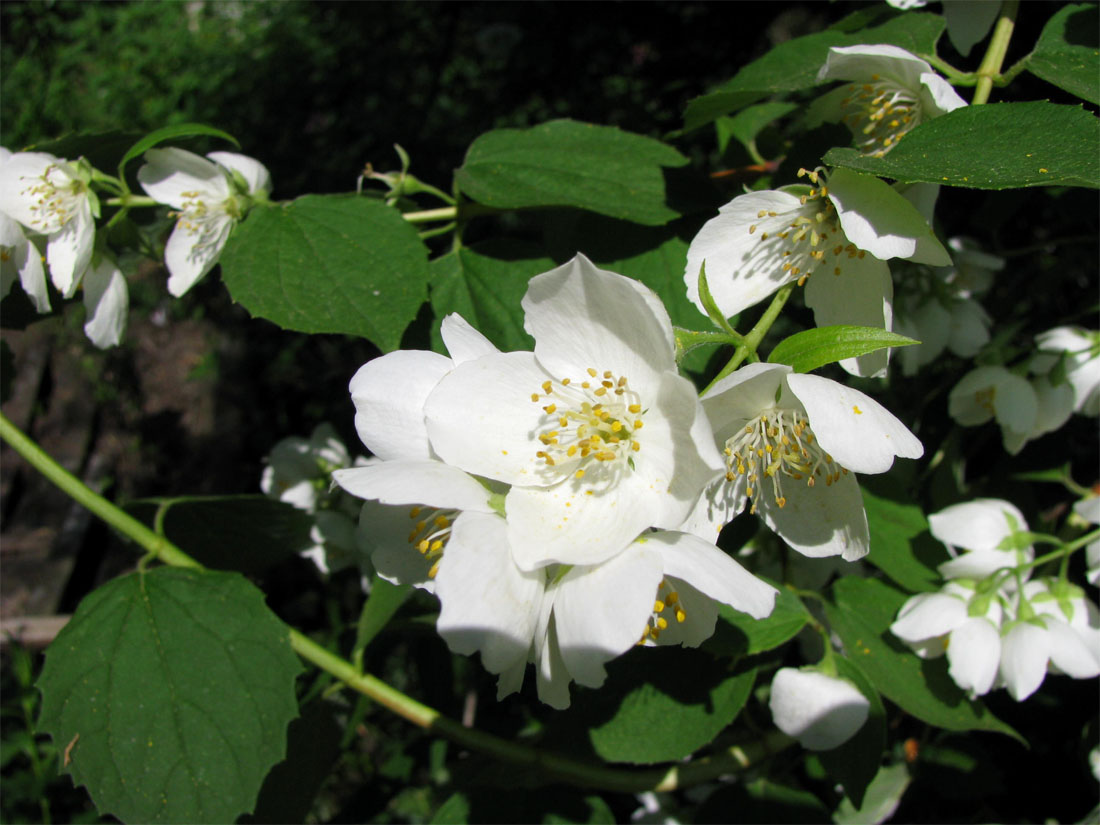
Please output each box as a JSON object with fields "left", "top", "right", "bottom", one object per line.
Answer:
{"left": 706, "top": 581, "right": 809, "bottom": 657}
{"left": 825, "top": 577, "right": 1022, "bottom": 742}
{"left": 430, "top": 793, "right": 470, "bottom": 825}
{"left": 832, "top": 763, "right": 910, "bottom": 825}
{"left": 560, "top": 647, "right": 755, "bottom": 764}
{"left": 681, "top": 12, "right": 945, "bottom": 131}
{"left": 125, "top": 496, "right": 316, "bottom": 575}
{"left": 118, "top": 123, "right": 239, "bottom": 180}
{"left": 27, "top": 130, "right": 143, "bottom": 178}
{"left": 37, "top": 567, "right": 302, "bottom": 824}
{"left": 824, "top": 103, "right": 1100, "bottom": 189}
{"left": 716, "top": 102, "right": 799, "bottom": 154}
{"left": 352, "top": 577, "right": 411, "bottom": 665}
{"left": 1025, "top": 4, "right": 1099, "bottom": 105}
{"left": 767, "top": 325, "right": 918, "bottom": 373}
{"left": 861, "top": 487, "right": 944, "bottom": 593}
{"left": 428, "top": 239, "right": 550, "bottom": 353}
{"left": 455, "top": 120, "right": 690, "bottom": 226}
{"left": 818, "top": 657, "right": 886, "bottom": 810}
{"left": 220, "top": 195, "right": 432, "bottom": 351}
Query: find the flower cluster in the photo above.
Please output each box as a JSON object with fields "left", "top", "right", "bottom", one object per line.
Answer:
{"left": 891, "top": 499, "right": 1100, "bottom": 700}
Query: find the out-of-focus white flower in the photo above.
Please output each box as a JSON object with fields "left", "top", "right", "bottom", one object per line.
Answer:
{"left": 684, "top": 167, "right": 950, "bottom": 377}
{"left": 681, "top": 362, "right": 923, "bottom": 561}
{"left": 808, "top": 44, "right": 967, "bottom": 156}
{"left": 1031, "top": 326, "right": 1100, "bottom": 417}
{"left": 81, "top": 254, "right": 129, "bottom": 349}
{"left": 947, "top": 236, "right": 1004, "bottom": 296}
{"left": 0, "top": 149, "right": 97, "bottom": 296}
{"left": 1072, "top": 497, "right": 1100, "bottom": 586}
{"left": 930, "top": 498, "right": 1035, "bottom": 581}
{"left": 138, "top": 147, "right": 271, "bottom": 296}
{"left": 769, "top": 667, "right": 870, "bottom": 750}
{"left": 948, "top": 365, "right": 1039, "bottom": 454}
{"left": 0, "top": 148, "right": 50, "bottom": 312}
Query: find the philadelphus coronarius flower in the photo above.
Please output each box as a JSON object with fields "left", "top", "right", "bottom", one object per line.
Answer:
{"left": 1031, "top": 326, "right": 1100, "bottom": 417}
{"left": 80, "top": 254, "right": 129, "bottom": 349}
{"left": 0, "top": 149, "right": 98, "bottom": 297}
{"left": 426, "top": 254, "right": 722, "bottom": 570}
{"left": 138, "top": 147, "right": 271, "bottom": 297}
{"left": 769, "top": 667, "right": 870, "bottom": 750}
{"left": 681, "top": 363, "right": 923, "bottom": 560}
{"left": 808, "top": 44, "right": 968, "bottom": 156}
{"left": 930, "top": 498, "right": 1035, "bottom": 581}
{"left": 684, "top": 167, "right": 951, "bottom": 377}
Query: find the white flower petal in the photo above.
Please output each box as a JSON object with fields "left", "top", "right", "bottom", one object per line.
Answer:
{"left": 1000, "top": 621, "right": 1050, "bottom": 701}
{"left": 1031, "top": 376, "right": 1075, "bottom": 438}
{"left": 350, "top": 349, "right": 453, "bottom": 460}
{"left": 646, "top": 530, "right": 777, "bottom": 619}
{"left": 1074, "top": 497, "right": 1100, "bottom": 525}
{"left": 1046, "top": 620, "right": 1100, "bottom": 678}
{"left": 138, "top": 148, "right": 230, "bottom": 208}
{"left": 0, "top": 153, "right": 69, "bottom": 228}
{"left": 440, "top": 312, "right": 499, "bottom": 363}
{"left": 817, "top": 44, "right": 934, "bottom": 89}
{"left": 357, "top": 499, "right": 435, "bottom": 591}
{"left": 206, "top": 151, "right": 271, "bottom": 195}
{"left": 769, "top": 668, "right": 870, "bottom": 751}
{"left": 535, "top": 616, "right": 573, "bottom": 709}
{"left": 701, "top": 362, "right": 791, "bottom": 435}
{"left": 929, "top": 498, "right": 1027, "bottom": 553}
{"left": 333, "top": 460, "right": 493, "bottom": 512}
{"left": 45, "top": 204, "right": 94, "bottom": 297}
{"left": 891, "top": 591, "right": 968, "bottom": 642}
{"left": 946, "top": 299, "right": 990, "bottom": 358}
{"left": 524, "top": 254, "right": 675, "bottom": 386}
{"left": 82, "top": 257, "right": 128, "bottom": 348}
{"left": 946, "top": 617, "right": 1001, "bottom": 696}
{"left": 828, "top": 168, "right": 951, "bottom": 266}
{"left": 949, "top": 366, "right": 1037, "bottom": 433}
{"left": 917, "top": 71, "right": 970, "bottom": 115}
{"left": 938, "top": 548, "right": 1022, "bottom": 580}
{"left": 786, "top": 373, "right": 923, "bottom": 473}
{"left": 163, "top": 213, "right": 232, "bottom": 296}
{"left": 762, "top": 470, "right": 870, "bottom": 561}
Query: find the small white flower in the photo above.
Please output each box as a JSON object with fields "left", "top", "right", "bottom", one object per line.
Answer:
{"left": 947, "top": 236, "right": 1004, "bottom": 296}
{"left": 929, "top": 498, "right": 1035, "bottom": 581}
{"left": 138, "top": 147, "right": 271, "bottom": 297}
{"left": 434, "top": 512, "right": 776, "bottom": 708}
{"left": 0, "top": 150, "right": 96, "bottom": 296}
{"left": 262, "top": 423, "right": 353, "bottom": 513}
{"left": 948, "top": 365, "right": 1039, "bottom": 454}
{"left": 768, "top": 667, "right": 870, "bottom": 750}
{"left": 1072, "top": 497, "right": 1100, "bottom": 586}
{"left": 81, "top": 254, "right": 129, "bottom": 349}
{"left": 1031, "top": 326, "right": 1100, "bottom": 417}
{"left": 0, "top": 148, "right": 50, "bottom": 312}
{"left": 684, "top": 167, "right": 950, "bottom": 377}
{"left": 681, "top": 362, "right": 923, "bottom": 560}
{"left": 424, "top": 255, "right": 722, "bottom": 571}
{"left": 809, "top": 44, "right": 968, "bottom": 156}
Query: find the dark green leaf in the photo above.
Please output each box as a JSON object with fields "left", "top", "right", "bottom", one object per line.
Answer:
{"left": 819, "top": 657, "right": 886, "bottom": 809}
{"left": 825, "top": 577, "right": 1022, "bottom": 741}
{"left": 37, "top": 567, "right": 302, "bottom": 824}
{"left": 118, "top": 123, "right": 240, "bottom": 180}
{"left": 861, "top": 487, "right": 944, "bottom": 593}
{"left": 428, "top": 239, "right": 550, "bottom": 354}
{"left": 706, "top": 581, "right": 809, "bottom": 657}
{"left": 832, "top": 763, "right": 910, "bottom": 825}
{"left": 125, "top": 496, "right": 315, "bottom": 575}
{"left": 560, "top": 647, "right": 755, "bottom": 764}
{"left": 697, "top": 779, "right": 830, "bottom": 824}
{"left": 682, "top": 12, "right": 945, "bottom": 130}
{"left": 1025, "top": 4, "right": 1099, "bottom": 105}
{"left": 824, "top": 103, "right": 1100, "bottom": 189}
{"left": 431, "top": 793, "right": 470, "bottom": 825}
{"left": 352, "top": 577, "right": 411, "bottom": 663}
{"left": 767, "top": 325, "right": 918, "bottom": 373}
{"left": 220, "top": 195, "right": 432, "bottom": 351}
{"left": 27, "top": 130, "right": 143, "bottom": 178}
{"left": 455, "top": 120, "right": 690, "bottom": 225}
{"left": 717, "top": 102, "right": 799, "bottom": 154}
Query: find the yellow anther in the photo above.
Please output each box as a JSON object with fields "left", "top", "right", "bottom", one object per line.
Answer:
{"left": 409, "top": 506, "right": 422, "bottom": 518}
{"left": 656, "top": 617, "right": 668, "bottom": 630}
{"left": 575, "top": 469, "right": 585, "bottom": 479}
{"left": 587, "top": 367, "right": 598, "bottom": 377}
{"left": 675, "top": 608, "right": 686, "bottom": 623}
{"left": 543, "top": 403, "right": 557, "bottom": 413}
{"left": 654, "top": 600, "right": 665, "bottom": 613}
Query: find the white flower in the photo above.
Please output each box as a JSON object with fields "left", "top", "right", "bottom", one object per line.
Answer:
{"left": 929, "top": 498, "right": 1035, "bottom": 581}
{"left": 948, "top": 365, "right": 1039, "bottom": 454}
{"left": 999, "top": 579, "right": 1100, "bottom": 701}
{"left": 424, "top": 254, "right": 722, "bottom": 571}
{"left": 809, "top": 44, "right": 968, "bottom": 156}
{"left": 138, "top": 147, "right": 271, "bottom": 297}
{"left": 891, "top": 581, "right": 1006, "bottom": 696}
{"left": 262, "top": 423, "right": 353, "bottom": 513}
{"left": 1031, "top": 326, "right": 1100, "bottom": 417}
{"left": 681, "top": 362, "right": 923, "bottom": 561}
{"left": 0, "top": 148, "right": 50, "bottom": 312}
{"left": 684, "top": 167, "right": 951, "bottom": 377}
{"left": 434, "top": 512, "right": 776, "bottom": 708}
{"left": 0, "top": 150, "right": 96, "bottom": 296}
{"left": 768, "top": 667, "right": 870, "bottom": 750}
{"left": 1072, "top": 497, "right": 1100, "bottom": 586}
{"left": 81, "top": 254, "right": 129, "bottom": 349}
{"left": 946, "top": 236, "right": 1004, "bottom": 296}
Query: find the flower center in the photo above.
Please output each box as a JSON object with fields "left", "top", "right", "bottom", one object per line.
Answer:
{"left": 20, "top": 165, "right": 83, "bottom": 234}
{"left": 530, "top": 367, "right": 644, "bottom": 488}
{"left": 838, "top": 76, "right": 919, "bottom": 157}
{"left": 638, "top": 579, "right": 686, "bottom": 644}
{"left": 407, "top": 505, "right": 457, "bottom": 579}
{"left": 173, "top": 190, "right": 233, "bottom": 255}
{"left": 723, "top": 408, "right": 847, "bottom": 513}
{"left": 747, "top": 168, "right": 865, "bottom": 288}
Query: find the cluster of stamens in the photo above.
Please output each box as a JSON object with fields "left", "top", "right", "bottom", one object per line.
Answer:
{"left": 407, "top": 505, "right": 458, "bottom": 579}
{"left": 723, "top": 408, "right": 847, "bottom": 513}
{"left": 173, "top": 190, "right": 233, "bottom": 254}
{"left": 838, "top": 75, "right": 918, "bottom": 157}
{"left": 530, "top": 367, "right": 644, "bottom": 485}
{"left": 639, "top": 579, "right": 686, "bottom": 643}
{"left": 747, "top": 168, "right": 866, "bottom": 288}
{"left": 21, "top": 165, "right": 81, "bottom": 234}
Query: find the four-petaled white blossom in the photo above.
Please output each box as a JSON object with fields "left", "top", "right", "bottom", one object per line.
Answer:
{"left": 138, "top": 147, "right": 271, "bottom": 297}
{"left": 684, "top": 167, "right": 950, "bottom": 377}
{"left": 768, "top": 667, "right": 870, "bottom": 750}
{"left": 929, "top": 498, "right": 1035, "bottom": 582}
{"left": 681, "top": 362, "right": 922, "bottom": 561}
{"left": 1073, "top": 497, "right": 1100, "bottom": 587}
{"left": 0, "top": 149, "right": 97, "bottom": 297}
{"left": 425, "top": 254, "right": 722, "bottom": 571}
{"left": 809, "top": 44, "right": 968, "bottom": 156}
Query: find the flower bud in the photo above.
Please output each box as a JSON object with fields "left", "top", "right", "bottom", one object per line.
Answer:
{"left": 769, "top": 667, "right": 870, "bottom": 750}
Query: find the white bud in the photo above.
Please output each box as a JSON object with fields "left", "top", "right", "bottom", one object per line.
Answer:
{"left": 769, "top": 667, "right": 870, "bottom": 750}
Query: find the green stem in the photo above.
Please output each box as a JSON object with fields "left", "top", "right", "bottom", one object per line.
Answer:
{"left": 402, "top": 206, "right": 457, "bottom": 224}
{"left": 918, "top": 53, "right": 974, "bottom": 84}
{"left": 702, "top": 284, "right": 793, "bottom": 395}
{"left": 104, "top": 195, "right": 159, "bottom": 208}
{"left": 972, "top": 0, "right": 1018, "bottom": 105}
{"left": 0, "top": 411, "right": 790, "bottom": 793}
